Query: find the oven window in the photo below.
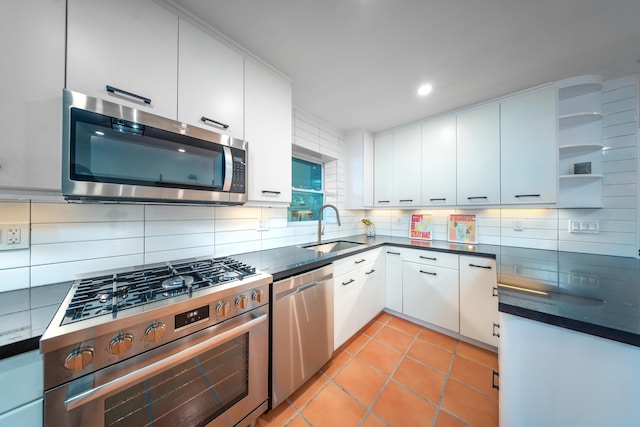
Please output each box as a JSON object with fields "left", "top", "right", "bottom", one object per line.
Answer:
{"left": 104, "top": 334, "right": 249, "bottom": 427}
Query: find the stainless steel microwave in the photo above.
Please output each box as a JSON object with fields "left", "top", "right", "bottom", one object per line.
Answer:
{"left": 61, "top": 89, "right": 247, "bottom": 205}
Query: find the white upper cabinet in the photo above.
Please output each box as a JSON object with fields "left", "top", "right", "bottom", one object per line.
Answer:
{"left": 178, "top": 19, "right": 244, "bottom": 140}
{"left": 456, "top": 103, "right": 501, "bottom": 205}
{"left": 244, "top": 59, "right": 292, "bottom": 205}
{"left": 0, "top": 0, "right": 65, "bottom": 191}
{"left": 345, "top": 131, "right": 374, "bottom": 209}
{"left": 391, "top": 126, "right": 422, "bottom": 207}
{"left": 373, "top": 134, "right": 393, "bottom": 207}
{"left": 501, "top": 87, "right": 557, "bottom": 204}
{"left": 66, "top": 0, "right": 178, "bottom": 119}
{"left": 421, "top": 115, "right": 457, "bottom": 206}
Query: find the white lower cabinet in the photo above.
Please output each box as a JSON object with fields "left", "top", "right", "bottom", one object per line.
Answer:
{"left": 402, "top": 260, "right": 459, "bottom": 332}
{"left": 0, "top": 350, "right": 43, "bottom": 425}
{"left": 459, "top": 255, "right": 499, "bottom": 346}
{"left": 333, "top": 249, "right": 384, "bottom": 349}
{"left": 384, "top": 248, "right": 404, "bottom": 312}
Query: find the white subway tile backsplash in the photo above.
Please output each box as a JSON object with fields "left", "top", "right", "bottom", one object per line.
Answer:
{"left": 0, "top": 250, "right": 30, "bottom": 270}
{"left": 144, "top": 233, "right": 215, "bottom": 253}
{"left": 31, "top": 202, "right": 143, "bottom": 223}
{"left": 0, "top": 267, "right": 29, "bottom": 292}
{"left": 602, "top": 134, "right": 637, "bottom": 150}
{"left": 31, "top": 255, "right": 145, "bottom": 286}
{"left": 214, "top": 218, "right": 261, "bottom": 232}
{"left": 214, "top": 206, "right": 262, "bottom": 220}
{"left": 215, "top": 240, "right": 262, "bottom": 257}
{"left": 601, "top": 85, "right": 636, "bottom": 104}
{"left": 214, "top": 229, "right": 262, "bottom": 245}
{"left": 0, "top": 202, "right": 29, "bottom": 223}
{"left": 145, "top": 247, "right": 216, "bottom": 264}
{"left": 144, "top": 220, "right": 215, "bottom": 237}
{"left": 602, "top": 75, "right": 637, "bottom": 91}
{"left": 601, "top": 122, "right": 637, "bottom": 139}
{"left": 31, "top": 222, "right": 143, "bottom": 244}
{"left": 602, "top": 110, "right": 637, "bottom": 128}
{"left": 31, "top": 238, "right": 144, "bottom": 265}
{"left": 602, "top": 98, "right": 637, "bottom": 115}
{"left": 144, "top": 205, "right": 214, "bottom": 221}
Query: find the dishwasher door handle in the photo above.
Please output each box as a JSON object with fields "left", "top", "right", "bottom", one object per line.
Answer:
{"left": 276, "top": 279, "right": 331, "bottom": 300}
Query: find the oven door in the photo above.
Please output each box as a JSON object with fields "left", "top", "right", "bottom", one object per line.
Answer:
{"left": 44, "top": 308, "right": 268, "bottom": 427}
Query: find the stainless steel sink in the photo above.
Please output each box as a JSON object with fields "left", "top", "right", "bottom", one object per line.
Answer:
{"left": 303, "top": 240, "right": 364, "bottom": 253}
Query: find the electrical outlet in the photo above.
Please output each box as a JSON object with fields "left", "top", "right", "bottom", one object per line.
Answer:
{"left": 568, "top": 220, "right": 599, "bottom": 234}
{"left": 513, "top": 219, "right": 524, "bottom": 231}
{"left": 257, "top": 218, "right": 269, "bottom": 232}
{"left": 0, "top": 223, "right": 29, "bottom": 250}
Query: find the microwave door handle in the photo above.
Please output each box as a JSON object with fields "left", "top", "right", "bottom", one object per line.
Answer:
{"left": 222, "top": 146, "right": 233, "bottom": 191}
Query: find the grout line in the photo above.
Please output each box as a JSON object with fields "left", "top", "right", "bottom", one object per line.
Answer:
{"left": 432, "top": 339, "right": 459, "bottom": 427}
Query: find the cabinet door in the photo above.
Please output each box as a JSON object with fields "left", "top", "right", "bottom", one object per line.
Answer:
{"left": 456, "top": 103, "right": 501, "bottom": 205}
{"left": 0, "top": 0, "right": 64, "bottom": 191}
{"left": 361, "top": 255, "right": 386, "bottom": 323}
{"left": 244, "top": 59, "right": 292, "bottom": 205}
{"left": 66, "top": 0, "right": 178, "bottom": 119}
{"left": 459, "top": 256, "right": 498, "bottom": 346}
{"left": 403, "top": 261, "right": 459, "bottom": 332}
{"left": 385, "top": 249, "right": 403, "bottom": 312}
{"left": 334, "top": 272, "right": 361, "bottom": 350}
{"left": 373, "top": 134, "right": 393, "bottom": 207}
{"left": 392, "top": 126, "right": 422, "bottom": 206}
{"left": 421, "top": 115, "right": 457, "bottom": 206}
{"left": 178, "top": 20, "right": 244, "bottom": 140}
{"left": 501, "top": 88, "right": 557, "bottom": 204}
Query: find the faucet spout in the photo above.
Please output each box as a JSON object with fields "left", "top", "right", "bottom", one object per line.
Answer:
{"left": 317, "top": 204, "right": 341, "bottom": 244}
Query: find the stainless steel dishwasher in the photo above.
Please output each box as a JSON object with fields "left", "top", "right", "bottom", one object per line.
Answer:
{"left": 272, "top": 264, "right": 334, "bottom": 408}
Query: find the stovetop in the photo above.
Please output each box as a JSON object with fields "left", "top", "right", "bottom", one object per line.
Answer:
{"left": 61, "top": 257, "right": 256, "bottom": 326}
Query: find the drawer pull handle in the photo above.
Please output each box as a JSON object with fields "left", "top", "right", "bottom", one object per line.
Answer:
{"left": 201, "top": 116, "right": 230, "bottom": 130}
{"left": 469, "top": 263, "right": 492, "bottom": 270}
{"left": 354, "top": 259, "right": 366, "bottom": 264}
{"left": 515, "top": 194, "right": 540, "bottom": 198}
{"left": 261, "top": 190, "right": 281, "bottom": 195}
{"left": 377, "top": 200, "right": 390, "bottom": 203}
{"left": 106, "top": 85, "right": 151, "bottom": 104}
{"left": 387, "top": 251, "right": 401, "bottom": 255}
{"left": 467, "top": 196, "right": 488, "bottom": 200}
{"left": 399, "top": 199, "right": 413, "bottom": 202}
{"left": 429, "top": 198, "right": 446, "bottom": 201}
{"left": 420, "top": 256, "right": 437, "bottom": 261}
{"left": 493, "top": 322, "right": 500, "bottom": 338}
{"left": 419, "top": 270, "right": 437, "bottom": 276}
{"left": 342, "top": 279, "right": 355, "bottom": 286}
{"left": 492, "top": 287, "right": 499, "bottom": 297}
{"left": 365, "top": 269, "right": 375, "bottom": 275}
{"left": 492, "top": 370, "right": 500, "bottom": 390}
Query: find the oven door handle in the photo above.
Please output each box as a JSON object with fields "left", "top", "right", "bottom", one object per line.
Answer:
{"left": 64, "top": 309, "right": 267, "bottom": 412}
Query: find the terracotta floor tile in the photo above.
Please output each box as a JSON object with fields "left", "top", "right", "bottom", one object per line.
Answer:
{"left": 456, "top": 341, "right": 498, "bottom": 370}
{"left": 301, "top": 382, "right": 366, "bottom": 427}
{"left": 286, "top": 415, "right": 310, "bottom": 427}
{"left": 361, "top": 319, "right": 385, "bottom": 337}
{"left": 320, "top": 348, "right": 351, "bottom": 378}
{"left": 375, "top": 311, "right": 393, "bottom": 324}
{"left": 387, "top": 316, "right": 421, "bottom": 336}
{"left": 435, "top": 410, "right": 468, "bottom": 427}
{"left": 334, "top": 358, "right": 388, "bottom": 406}
{"left": 341, "top": 333, "right": 370, "bottom": 355}
{"left": 441, "top": 379, "right": 498, "bottom": 427}
{"left": 357, "top": 339, "right": 403, "bottom": 375}
{"left": 374, "top": 325, "right": 415, "bottom": 352}
{"left": 373, "top": 381, "right": 437, "bottom": 426}
{"left": 418, "top": 327, "right": 458, "bottom": 352}
{"left": 450, "top": 356, "right": 499, "bottom": 400}
{"left": 256, "top": 401, "right": 297, "bottom": 426}
{"left": 393, "top": 357, "right": 446, "bottom": 403}
{"left": 361, "top": 413, "right": 388, "bottom": 427}
{"left": 289, "top": 371, "right": 329, "bottom": 409}
{"left": 408, "top": 338, "right": 455, "bottom": 374}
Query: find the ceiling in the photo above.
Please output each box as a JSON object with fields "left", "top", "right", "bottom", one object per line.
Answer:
{"left": 170, "top": 0, "right": 640, "bottom": 134}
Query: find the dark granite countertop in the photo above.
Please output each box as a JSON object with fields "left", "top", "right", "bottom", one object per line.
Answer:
{"left": 2, "top": 235, "right": 639, "bottom": 358}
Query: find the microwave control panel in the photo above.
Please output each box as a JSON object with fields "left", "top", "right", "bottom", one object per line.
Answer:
{"left": 230, "top": 147, "right": 246, "bottom": 193}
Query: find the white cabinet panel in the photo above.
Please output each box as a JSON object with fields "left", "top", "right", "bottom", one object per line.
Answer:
{"left": 373, "top": 134, "right": 393, "bottom": 207}
{"left": 0, "top": 350, "right": 43, "bottom": 414}
{"left": 178, "top": 20, "right": 244, "bottom": 139}
{"left": 421, "top": 115, "right": 457, "bottom": 206}
{"left": 244, "top": 60, "right": 292, "bottom": 205}
{"left": 402, "top": 260, "right": 459, "bottom": 332}
{"left": 0, "top": 0, "right": 64, "bottom": 191}
{"left": 361, "top": 255, "right": 386, "bottom": 321}
{"left": 345, "top": 131, "right": 374, "bottom": 209}
{"left": 501, "top": 88, "right": 557, "bottom": 204}
{"left": 385, "top": 248, "right": 403, "bottom": 312}
{"left": 0, "top": 399, "right": 42, "bottom": 427}
{"left": 456, "top": 103, "right": 501, "bottom": 205}
{"left": 402, "top": 249, "right": 459, "bottom": 269}
{"left": 391, "top": 126, "right": 422, "bottom": 206}
{"left": 459, "top": 255, "right": 498, "bottom": 346}
{"left": 334, "top": 269, "right": 361, "bottom": 349}
{"left": 66, "top": 0, "right": 178, "bottom": 119}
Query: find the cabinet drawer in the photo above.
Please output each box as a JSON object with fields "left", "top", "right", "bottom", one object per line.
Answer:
{"left": 402, "top": 250, "right": 458, "bottom": 269}
{"left": 0, "top": 350, "right": 43, "bottom": 414}
{"left": 334, "top": 248, "right": 382, "bottom": 277}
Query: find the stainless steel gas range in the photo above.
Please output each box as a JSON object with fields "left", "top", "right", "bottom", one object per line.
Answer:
{"left": 40, "top": 256, "right": 272, "bottom": 427}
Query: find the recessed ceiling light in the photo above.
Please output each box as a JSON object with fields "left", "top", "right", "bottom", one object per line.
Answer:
{"left": 418, "top": 84, "right": 433, "bottom": 96}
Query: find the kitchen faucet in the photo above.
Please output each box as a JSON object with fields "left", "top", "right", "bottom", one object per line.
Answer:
{"left": 317, "top": 204, "right": 341, "bottom": 244}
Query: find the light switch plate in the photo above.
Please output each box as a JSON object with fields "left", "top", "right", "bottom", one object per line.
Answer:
{"left": 568, "top": 220, "right": 599, "bottom": 233}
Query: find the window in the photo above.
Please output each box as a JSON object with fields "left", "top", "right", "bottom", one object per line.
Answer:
{"left": 288, "top": 157, "right": 324, "bottom": 221}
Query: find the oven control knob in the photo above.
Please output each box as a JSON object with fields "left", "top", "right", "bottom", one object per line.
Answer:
{"left": 109, "top": 333, "right": 134, "bottom": 355}
{"left": 64, "top": 347, "right": 95, "bottom": 372}
{"left": 216, "top": 301, "right": 230, "bottom": 316}
{"left": 252, "top": 289, "right": 264, "bottom": 303}
{"left": 145, "top": 322, "right": 166, "bottom": 343}
{"left": 235, "top": 295, "right": 248, "bottom": 309}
